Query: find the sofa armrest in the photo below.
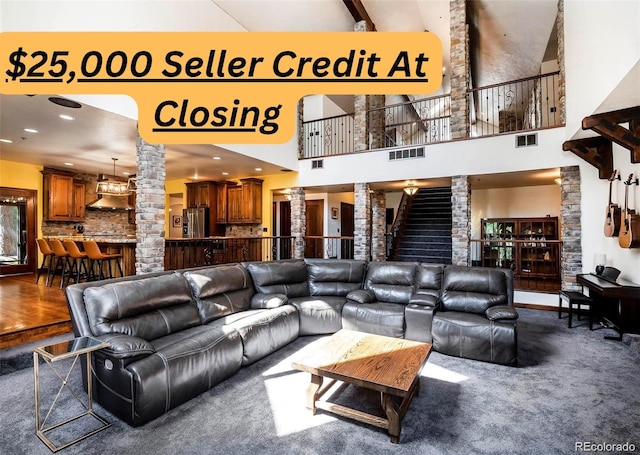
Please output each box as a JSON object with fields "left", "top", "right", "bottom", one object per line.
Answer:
{"left": 97, "top": 334, "right": 155, "bottom": 360}
{"left": 409, "top": 294, "right": 439, "bottom": 307}
{"left": 485, "top": 305, "right": 519, "bottom": 321}
{"left": 251, "top": 293, "right": 289, "bottom": 309}
{"left": 346, "top": 289, "right": 376, "bottom": 304}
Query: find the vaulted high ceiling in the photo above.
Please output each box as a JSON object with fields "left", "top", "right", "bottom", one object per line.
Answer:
{"left": 0, "top": 0, "right": 559, "bottom": 184}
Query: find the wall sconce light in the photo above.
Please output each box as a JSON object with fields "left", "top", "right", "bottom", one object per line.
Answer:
{"left": 554, "top": 178, "right": 562, "bottom": 185}
{"left": 403, "top": 184, "right": 418, "bottom": 196}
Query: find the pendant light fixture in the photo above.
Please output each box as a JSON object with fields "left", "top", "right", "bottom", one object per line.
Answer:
{"left": 96, "top": 158, "right": 129, "bottom": 196}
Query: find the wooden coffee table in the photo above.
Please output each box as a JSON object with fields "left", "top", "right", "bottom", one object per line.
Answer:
{"left": 291, "top": 329, "right": 432, "bottom": 443}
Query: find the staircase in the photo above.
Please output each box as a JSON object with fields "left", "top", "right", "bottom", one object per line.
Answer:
{"left": 391, "top": 187, "right": 452, "bottom": 264}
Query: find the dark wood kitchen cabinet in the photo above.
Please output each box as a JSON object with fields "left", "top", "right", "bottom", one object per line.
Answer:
{"left": 216, "top": 181, "right": 236, "bottom": 224}
{"left": 42, "top": 169, "right": 86, "bottom": 221}
{"left": 240, "top": 178, "right": 263, "bottom": 224}
{"left": 185, "top": 181, "right": 223, "bottom": 235}
{"left": 186, "top": 182, "right": 214, "bottom": 208}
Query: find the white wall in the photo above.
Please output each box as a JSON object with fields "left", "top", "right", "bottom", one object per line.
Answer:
{"left": 471, "top": 185, "right": 561, "bottom": 238}
{"left": 299, "top": 128, "right": 573, "bottom": 186}
{"left": 0, "top": 0, "right": 246, "bottom": 32}
{"left": 564, "top": 0, "right": 640, "bottom": 138}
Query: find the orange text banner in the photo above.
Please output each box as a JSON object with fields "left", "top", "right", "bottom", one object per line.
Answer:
{"left": 0, "top": 32, "right": 442, "bottom": 143}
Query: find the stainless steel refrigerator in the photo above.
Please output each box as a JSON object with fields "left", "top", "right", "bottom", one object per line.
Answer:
{"left": 182, "top": 208, "right": 209, "bottom": 238}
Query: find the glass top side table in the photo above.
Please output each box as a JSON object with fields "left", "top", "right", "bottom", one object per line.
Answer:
{"left": 34, "top": 336, "right": 111, "bottom": 452}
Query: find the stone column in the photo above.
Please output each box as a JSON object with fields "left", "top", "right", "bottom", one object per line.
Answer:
{"left": 450, "top": 0, "right": 470, "bottom": 139}
{"left": 297, "top": 98, "right": 304, "bottom": 158}
{"left": 560, "top": 165, "right": 582, "bottom": 291}
{"left": 557, "top": 0, "right": 566, "bottom": 126}
{"left": 353, "top": 20, "right": 385, "bottom": 152}
{"left": 354, "top": 183, "right": 371, "bottom": 261}
{"left": 290, "top": 187, "right": 306, "bottom": 259}
{"left": 371, "top": 190, "right": 387, "bottom": 261}
{"left": 451, "top": 175, "right": 471, "bottom": 266}
{"left": 135, "top": 132, "right": 165, "bottom": 274}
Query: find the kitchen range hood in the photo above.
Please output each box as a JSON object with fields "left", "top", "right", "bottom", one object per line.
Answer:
{"left": 86, "top": 195, "right": 134, "bottom": 211}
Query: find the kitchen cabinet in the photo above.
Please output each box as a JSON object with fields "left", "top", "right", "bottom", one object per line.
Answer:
{"left": 42, "top": 169, "right": 86, "bottom": 221}
{"left": 227, "top": 186, "right": 243, "bottom": 223}
{"left": 128, "top": 190, "right": 136, "bottom": 224}
{"left": 186, "top": 182, "right": 214, "bottom": 208}
{"left": 184, "top": 181, "right": 224, "bottom": 235}
{"left": 73, "top": 182, "right": 86, "bottom": 219}
{"left": 216, "top": 181, "right": 236, "bottom": 224}
{"left": 240, "top": 178, "right": 263, "bottom": 224}
{"left": 223, "top": 179, "right": 262, "bottom": 224}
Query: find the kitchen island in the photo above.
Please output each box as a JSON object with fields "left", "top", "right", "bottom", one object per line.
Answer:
{"left": 45, "top": 236, "right": 136, "bottom": 277}
{"left": 46, "top": 236, "right": 293, "bottom": 276}
{"left": 165, "top": 237, "right": 265, "bottom": 270}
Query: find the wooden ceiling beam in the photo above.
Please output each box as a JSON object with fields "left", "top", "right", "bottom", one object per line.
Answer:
{"left": 562, "top": 136, "right": 613, "bottom": 180}
{"left": 582, "top": 106, "right": 640, "bottom": 163}
{"left": 343, "top": 0, "right": 376, "bottom": 31}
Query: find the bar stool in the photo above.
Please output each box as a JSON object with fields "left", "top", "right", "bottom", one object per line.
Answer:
{"left": 62, "top": 239, "right": 90, "bottom": 286}
{"left": 47, "top": 239, "right": 71, "bottom": 289}
{"left": 83, "top": 240, "right": 123, "bottom": 280}
{"left": 35, "top": 239, "right": 56, "bottom": 286}
{"left": 559, "top": 289, "right": 594, "bottom": 329}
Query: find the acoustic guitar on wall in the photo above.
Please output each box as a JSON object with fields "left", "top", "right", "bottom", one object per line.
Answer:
{"left": 618, "top": 173, "right": 640, "bottom": 249}
{"left": 604, "top": 170, "right": 621, "bottom": 237}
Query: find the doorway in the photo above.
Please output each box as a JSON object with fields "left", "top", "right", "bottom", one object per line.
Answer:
{"left": 0, "top": 187, "right": 37, "bottom": 276}
{"left": 305, "top": 199, "right": 324, "bottom": 258}
{"left": 340, "top": 202, "right": 354, "bottom": 259}
{"left": 278, "top": 200, "right": 292, "bottom": 259}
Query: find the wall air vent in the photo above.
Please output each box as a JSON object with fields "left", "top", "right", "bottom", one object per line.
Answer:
{"left": 388, "top": 146, "right": 425, "bottom": 161}
{"left": 515, "top": 133, "right": 538, "bottom": 148}
{"left": 311, "top": 159, "right": 323, "bottom": 169}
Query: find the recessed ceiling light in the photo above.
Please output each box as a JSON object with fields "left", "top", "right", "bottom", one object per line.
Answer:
{"left": 24, "top": 128, "right": 38, "bottom": 133}
{"left": 255, "top": 168, "right": 262, "bottom": 171}
{"left": 212, "top": 156, "right": 221, "bottom": 160}
{"left": 59, "top": 114, "right": 74, "bottom": 121}
{"left": 0, "top": 138, "right": 12, "bottom": 143}
{"left": 222, "top": 172, "right": 229, "bottom": 176}
{"left": 64, "top": 162, "right": 74, "bottom": 166}
{"left": 48, "top": 97, "right": 82, "bottom": 109}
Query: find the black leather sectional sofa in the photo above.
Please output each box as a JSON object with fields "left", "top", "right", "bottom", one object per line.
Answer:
{"left": 65, "top": 259, "right": 518, "bottom": 426}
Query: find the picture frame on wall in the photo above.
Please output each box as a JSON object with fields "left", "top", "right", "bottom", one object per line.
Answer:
{"left": 331, "top": 207, "right": 339, "bottom": 219}
{"left": 172, "top": 215, "right": 182, "bottom": 228}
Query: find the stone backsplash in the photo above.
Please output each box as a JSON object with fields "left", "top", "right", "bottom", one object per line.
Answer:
{"left": 42, "top": 209, "right": 135, "bottom": 237}
{"left": 225, "top": 224, "right": 263, "bottom": 237}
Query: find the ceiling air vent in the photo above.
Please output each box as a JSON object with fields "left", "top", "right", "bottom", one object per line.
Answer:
{"left": 311, "top": 159, "right": 323, "bottom": 169}
{"left": 388, "top": 146, "right": 425, "bottom": 161}
{"left": 516, "top": 133, "right": 537, "bottom": 148}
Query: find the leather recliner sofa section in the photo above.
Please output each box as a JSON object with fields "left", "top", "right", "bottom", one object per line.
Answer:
{"left": 65, "top": 258, "right": 518, "bottom": 427}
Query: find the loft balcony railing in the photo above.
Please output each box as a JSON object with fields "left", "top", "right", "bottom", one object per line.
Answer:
{"left": 300, "top": 72, "right": 562, "bottom": 159}
{"left": 369, "top": 94, "right": 452, "bottom": 149}
{"left": 302, "top": 113, "right": 354, "bottom": 159}
{"left": 469, "top": 71, "right": 561, "bottom": 137}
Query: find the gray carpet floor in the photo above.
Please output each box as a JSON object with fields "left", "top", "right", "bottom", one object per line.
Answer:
{"left": 1, "top": 308, "right": 639, "bottom": 455}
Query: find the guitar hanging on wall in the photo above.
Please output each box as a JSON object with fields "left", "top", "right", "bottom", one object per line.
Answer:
{"left": 604, "top": 170, "right": 621, "bottom": 237}
{"left": 618, "top": 173, "right": 640, "bottom": 248}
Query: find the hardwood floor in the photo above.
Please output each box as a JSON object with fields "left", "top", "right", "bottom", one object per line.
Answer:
{"left": 0, "top": 273, "right": 72, "bottom": 349}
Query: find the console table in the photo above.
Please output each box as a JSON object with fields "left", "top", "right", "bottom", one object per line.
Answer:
{"left": 577, "top": 274, "right": 640, "bottom": 341}
{"left": 34, "top": 336, "right": 111, "bottom": 452}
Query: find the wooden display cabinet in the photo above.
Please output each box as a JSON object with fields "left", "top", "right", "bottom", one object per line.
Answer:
{"left": 481, "top": 217, "right": 559, "bottom": 279}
